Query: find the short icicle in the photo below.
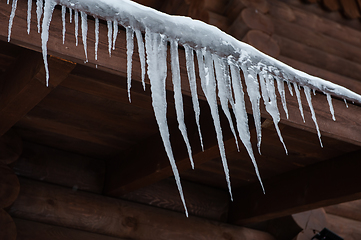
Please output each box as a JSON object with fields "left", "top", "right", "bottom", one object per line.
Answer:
{"left": 126, "top": 27, "right": 134, "bottom": 102}
{"left": 170, "top": 39, "right": 194, "bottom": 169}
{"left": 8, "top": 0, "right": 18, "bottom": 42}
{"left": 74, "top": 10, "right": 79, "bottom": 46}
{"left": 229, "top": 61, "right": 265, "bottom": 193}
{"left": 41, "top": 0, "right": 56, "bottom": 87}
{"left": 36, "top": 0, "right": 43, "bottom": 33}
{"left": 304, "top": 86, "right": 323, "bottom": 147}
{"left": 184, "top": 44, "right": 204, "bottom": 151}
{"left": 135, "top": 29, "right": 146, "bottom": 90}
{"left": 113, "top": 20, "right": 118, "bottom": 50}
{"left": 61, "top": 6, "right": 66, "bottom": 44}
{"left": 145, "top": 29, "right": 188, "bottom": 217}
{"left": 293, "top": 82, "right": 305, "bottom": 122}
{"left": 69, "top": 8, "right": 72, "bottom": 23}
{"left": 94, "top": 18, "right": 99, "bottom": 61}
{"left": 213, "top": 54, "right": 239, "bottom": 152}
{"left": 27, "top": 0, "right": 32, "bottom": 34}
{"left": 276, "top": 77, "right": 289, "bottom": 119}
{"left": 326, "top": 93, "right": 336, "bottom": 121}
{"left": 344, "top": 99, "right": 349, "bottom": 108}
{"left": 107, "top": 20, "right": 112, "bottom": 56}
{"left": 80, "top": 11, "right": 88, "bottom": 62}
{"left": 197, "top": 49, "right": 233, "bottom": 201}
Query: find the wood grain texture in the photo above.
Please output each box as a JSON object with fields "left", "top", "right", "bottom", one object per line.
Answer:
{"left": 324, "top": 199, "right": 361, "bottom": 222}
{"left": 243, "top": 30, "right": 280, "bottom": 57}
{"left": 0, "top": 164, "right": 19, "bottom": 208}
{"left": 326, "top": 214, "right": 361, "bottom": 240}
{"left": 0, "top": 209, "right": 16, "bottom": 240}
{"left": 9, "top": 178, "right": 275, "bottom": 240}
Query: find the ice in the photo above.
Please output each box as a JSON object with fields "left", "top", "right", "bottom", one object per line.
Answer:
{"left": 213, "top": 54, "right": 239, "bottom": 152}
{"left": 313, "top": 88, "right": 316, "bottom": 95}
{"left": 293, "top": 82, "right": 305, "bottom": 122}
{"left": 135, "top": 29, "right": 146, "bottom": 90}
{"left": 196, "top": 49, "right": 233, "bottom": 200}
{"left": 94, "top": 17, "right": 99, "bottom": 61}
{"left": 344, "top": 99, "right": 349, "bottom": 108}
{"left": 276, "top": 77, "right": 289, "bottom": 119}
{"left": 326, "top": 93, "right": 336, "bottom": 121}
{"left": 259, "top": 71, "right": 287, "bottom": 154}
{"left": 27, "top": 0, "right": 32, "bottom": 34}
{"left": 304, "top": 86, "right": 323, "bottom": 147}
{"left": 69, "top": 8, "right": 72, "bottom": 23}
{"left": 74, "top": 10, "right": 78, "bottom": 46}
{"left": 145, "top": 29, "right": 188, "bottom": 217}
{"left": 287, "top": 81, "right": 294, "bottom": 96}
{"left": 41, "top": 0, "right": 56, "bottom": 87}
{"left": 112, "top": 20, "right": 118, "bottom": 50}
{"left": 170, "top": 39, "right": 194, "bottom": 169}
{"left": 80, "top": 11, "right": 88, "bottom": 62}
{"left": 7, "top": 0, "right": 18, "bottom": 42}
{"left": 61, "top": 6, "right": 66, "bottom": 43}
{"left": 184, "top": 44, "right": 204, "bottom": 151}
{"left": 242, "top": 65, "right": 262, "bottom": 154}
{"left": 7, "top": 0, "right": 9, "bottom": 4}
{"left": 36, "top": 0, "right": 43, "bottom": 33}
{"left": 126, "top": 27, "right": 134, "bottom": 102}
{"left": 107, "top": 20, "right": 112, "bottom": 56}
{"left": 229, "top": 61, "right": 264, "bottom": 192}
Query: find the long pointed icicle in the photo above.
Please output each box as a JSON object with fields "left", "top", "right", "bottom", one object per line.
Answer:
{"left": 242, "top": 65, "right": 262, "bottom": 154}
{"left": 80, "top": 11, "right": 88, "bottom": 62}
{"left": 8, "top": 0, "right": 18, "bottom": 42}
{"left": 170, "top": 39, "right": 194, "bottom": 169}
{"left": 113, "top": 20, "right": 118, "bottom": 50}
{"left": 94, "top": 18, "right": 99, "bottom": 61}
{"left": 27, "top": 0, "right": 32, "bottom": 34}
{"left": 107, "top": 20, "right": 112, "bottom": 57}
{"left": 213, "top": 54, "right": 239, "bottom": 152}
{"left": 287, "top": 81, "right": 294, "bottom": 96}
{"left": 184, "top": 44, "right": 204, "bottom": 151}
{"left": 135, "top": 29, "right": 146, "bottom": 90}
{"left": 126, "top": 27, "right": 134, "bottom": 102}
{"left": 293, "top": 82, "right": 305, "bottom": 122}
{"left": 276, "top": 77, "right": 289, "bottom": 119}
{"left": 61, "top": 6, "right": 66, "bottom": 44}
{"left": 197, "top": 49, "right": 233, "bottom": 201}
{"left": 229, "top": 62, "right": 265, "bottom": 193}
{"left": 41, "top": 0, "right": 56, "bottom": 87}
{"left": 74, "top": 10, "right": 79, "bottom": 46}
{"left": 326, "top": 93, "right": 336, "bottom": 121}
{"left": 145, "top": 29, "right": 188, "bottom": 217}
{"left": 304, "top": 86, "right": 323, "bottom": 147}
{"left": 36, "top": 0, "right": 43, "bottom": 33}
{"left": 69, "top": 8, "right": 72, "bottom": 23}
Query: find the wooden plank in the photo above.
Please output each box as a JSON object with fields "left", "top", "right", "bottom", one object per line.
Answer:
{"left": 243, "top": 30, "right": 280, "bottom": 57}
{"left": 324, "top": 199, "right": 361, "bottom": 222}
{"left": 14, "top": 218, "right": 127, "bottom": 240}
{"left": 0, "top": 209, "right": 16, "bottom": 240}
{"left": 0, "top": 48, "right": 75, "bottom": 136}
{"left": 13, "top": 141, "right": 105, "bottom": 194}
{"left": 9, "top": 178, "right": 276, "bottom": 240}
{"left": 0, "top": 164, "right": 19, "bottom": 208}
{"left": 228, "top": 149, "right": 361, "bottom": 225}
{"left": 326, "top": 213, "right": 361, "bottom": 240}
{"left": 322, "top": 0, "right": 340, "bottom": 11}
{"left": 339, "top": 0, "right": 360, "bottom": 18}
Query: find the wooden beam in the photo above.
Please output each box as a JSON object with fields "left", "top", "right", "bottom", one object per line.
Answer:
{"left": 9, "top": 178, "right": 275, "bottom": 240}
{"left": 0, "top": 48, "right": 76, "bottom": 136}
{"left": 0, "top": 210, "right": 16, "bottom": 240}
{"left": 0, "top": 129, "right": 22, "bottom": 165}
{"left": 0, "top": 164, "right": 19, "bottom": 208}
{"left": 228, "top": 150, "right": 361, "bottom": 225}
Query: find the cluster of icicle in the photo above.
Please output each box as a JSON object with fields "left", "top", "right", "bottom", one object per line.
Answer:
{"left": 7, "top": 0, "right": 361, "bottom": 217}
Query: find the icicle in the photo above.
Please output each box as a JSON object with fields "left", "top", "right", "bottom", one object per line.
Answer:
{"left": 69, "top": 8, "right": 72, "bottom": 23}
{"left": 107, "top": 20, "right": 112, "bottom": 56}
{"left": 313, "top": 88, "right": 316, "bottom": 95}
{"left": 126, "top": 27, "right": 134, "bottom": 102}
{"left": 259, "top": 71, "right": 288, "bottom": 154}
{"left": 74, "top": 10, "right": 79, "bottom": 46}
{"left": 135, "top": 29, "right": 146, "bottom": 90}
{"left": 304, "top": 86, "right": 323, "bottom": 147}
{"left": 27, "top": 0, "right": 32, "bottom": 34}
{"left": 7, "top": 0, "right": 9, "bottom": 4}
{"left": 94, "top": 18, "right": 99, "bottom": 61}
{"left": 344, "top": 99, "right": 349, "bottom": 108}
{"left": 242, "top": 65, "right": 262, "bottom": 154}
{"left": 170, "top": 39, "right": 194, "bottom": 169}
{"left": 112, "top": 20, "right": 118, "bottom": 50}
{"left": 80, "top": 11, "right": 88, "bottom": 62}
{"left": 293, "top": 82, "right": 305, "bottom": 122}
{"left": 287, "top": 81, "right": 293, "bottom": 96}
{"left": 184, "top": 44, "right": 204, "bottom": 151}
{"left": 276, "top": 78, "right": 289, "bottom": 119}
{"left": 41, "top": 0, "right": 56, "bottom": 87}
{"left": 197, "top": 49, "right": 233, "bottom": 201}
{"left": 213, "top": 54, "right": 239, "bottom": 151}
{"left": 326, "top": 93, "right": 336, "bottom": 121}
{"left": 8, "top": 0, "right": 18, "bottom": 42}
{"left": 145, "top": 29, "right": 188, "bottom": 217}
{"left": 229, "top": 62, "right": 264, "bottom": 193}
{"left": 36, "top": 0, "right": 43, "bottom": 33}
{"left": 61, "top": 6, "right": 66, "bottom": 44}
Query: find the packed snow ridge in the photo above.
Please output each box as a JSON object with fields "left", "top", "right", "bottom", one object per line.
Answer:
{"left": 7, "top": 0, "right": 361, "bottom": 216}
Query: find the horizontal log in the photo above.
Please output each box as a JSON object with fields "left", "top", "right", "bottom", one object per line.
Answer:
{"left": 0, "top": 129, "right": 22, "bottom": 165}
{"left": 14, "top": 218, "right": 126, "bottom": 240}
{"left": 243, "top": 30, "right": 280, "bottom": 58}
{"left": 324, "top": 199, "right": 361, "bottom": 222}
{"left": 322, "top": 0, "right": 340, "bottom": 11}
{"left": 326, "top": 213, "right": 361, "bottom": 239}
{"left": 9, "top": 178, "right": 275, "bottom": 240}
{"left": 339, "top": 0, "right": 360, "bottom": 19}
{"left": 229, "top": 150, "right": 361, "bottom": 225}
{"left": 0, "top": 209, "right": 16, "bottom": 240}
{"left": 0, "top": 164, "right": 20, "bottom": 208}
{"left": 13, "top": 141, "right": 105, "bottom": 194}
